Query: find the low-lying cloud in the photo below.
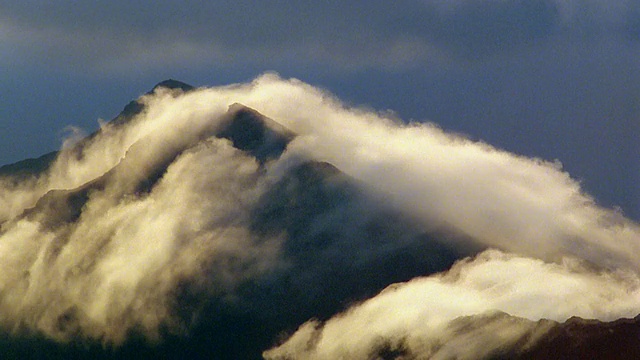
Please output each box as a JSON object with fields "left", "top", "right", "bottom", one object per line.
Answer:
{"left": 264, "top": 249, "right": 640, "bottom": 359}
{"left": 0, "top": 74, "right": 637, "bottom": 358}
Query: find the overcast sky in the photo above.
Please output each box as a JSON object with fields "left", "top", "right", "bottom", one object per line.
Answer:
{"left": 0, "top": 0, "right": 638, "bottom": 219}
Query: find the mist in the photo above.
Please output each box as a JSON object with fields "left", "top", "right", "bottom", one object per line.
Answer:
{"left": 0, "top": 74, "right": 638, "bottom": 358}
{"left": 229, "top": 74, "right": 640, "bottom": 270}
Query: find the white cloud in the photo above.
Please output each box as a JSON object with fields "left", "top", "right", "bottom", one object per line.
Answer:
{"left": 0, "top": 74, "right": 637, "bottom": 352}
{"left": 265, "top": 249, "right": 640, "bottom": 359}
{"left": 227, "top": 74, "right": 640, "bottom": 271}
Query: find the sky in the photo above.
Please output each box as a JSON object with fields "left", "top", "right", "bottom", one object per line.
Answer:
{"left": 0, "top": 0, "right": 638, "bottom": 219}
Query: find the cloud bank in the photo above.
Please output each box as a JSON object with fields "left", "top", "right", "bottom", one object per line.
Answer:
{"left": 264, "top": 249, "right": 640, "bottom": 359}
{"left": 0, "top": 74, "right": 637, "bottom": 358}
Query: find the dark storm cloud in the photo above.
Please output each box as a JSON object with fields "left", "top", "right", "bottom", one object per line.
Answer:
{"left": 2, "top": 0, "right": 637, "bottom": 73}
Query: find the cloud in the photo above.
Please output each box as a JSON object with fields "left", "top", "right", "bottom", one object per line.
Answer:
{"left": 0, "top": 86, "right": 283, "bottom": 343}
{"left": 264, "top": 249, "right": 640, "bottom": 359}
{"left": 228, "top": 74, "right": 640, "bottom": 271}
{"left": 0, "top": 74, "right": 637, "bottom": 356}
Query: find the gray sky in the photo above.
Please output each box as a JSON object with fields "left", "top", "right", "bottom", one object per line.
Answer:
{"left": 0, "top": 0, "right": 638, "bottom": 219}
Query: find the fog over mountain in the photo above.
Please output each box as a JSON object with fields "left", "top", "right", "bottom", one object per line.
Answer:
{"left": 0, "top": 75, "right": 638, "bottom": 359}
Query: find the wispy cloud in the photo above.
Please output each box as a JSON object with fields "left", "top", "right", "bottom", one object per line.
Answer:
{"left": 265, "top": 249, "right": 640, "bottom": 359}
{"left": 0, "top": 74, "right": 637, "bottom": 357}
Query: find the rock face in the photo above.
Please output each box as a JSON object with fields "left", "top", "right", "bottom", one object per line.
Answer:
{"left": 218, "top": 103, "right": 294, "bottom": 164}
{"left": 515, "top": 316, "right": 640, "bottom": 360}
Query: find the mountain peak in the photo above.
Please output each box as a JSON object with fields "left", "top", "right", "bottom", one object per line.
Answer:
{"left": 111, "top": 80, "right": 194, "bottom": 126}
{"left": 151, "top": 79, "right": 194, "bottom": 92}
{"left": 218, "top": 103, "right": 295, "bottom": 164}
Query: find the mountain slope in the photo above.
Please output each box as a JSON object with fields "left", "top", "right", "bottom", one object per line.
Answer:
{"left": 0, "top": 80, "right": 465, "bottom": 359}
{"left": 516, "top": 316, "right": 640, "bottom": 360}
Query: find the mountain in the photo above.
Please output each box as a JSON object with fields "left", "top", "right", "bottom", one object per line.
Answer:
{"left": 0, "top": 79, "right": 638, "bottom": 359}
{"left": 517, "top": 315, "right": 640, "bottom": 359}
{"left": 0, "top": 79, "right": 194, "bottom": 179}
{"left": 0, "top": 80, "right": 464, "bottom": 359}
{"left": 0, "top": 151, "right": 58, "bottom": 179}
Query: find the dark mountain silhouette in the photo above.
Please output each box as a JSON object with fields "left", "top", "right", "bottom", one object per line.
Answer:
{"left": 151, "top": 79, "right": 195, "bottom": 93}
{"left": 0, "top": 80, "right": 637, "bottom": 359}
{"left": 516, "top": 315, "right": 640, "bottom": 360}
{"left": 0, "top": 151, "right": 57, "bottom": 179}
{"left": 0, "top": 79, "right": 194, "bottom": 178}
{"left": 218, "top": 103, "right": 294, "bottom": 164}
{"left": 112, "top": 79, "right": 195, "bottom": 127}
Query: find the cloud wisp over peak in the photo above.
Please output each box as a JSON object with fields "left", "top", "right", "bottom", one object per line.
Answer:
{"left": 0, "top": 74, "right": 638, "bottom": 358}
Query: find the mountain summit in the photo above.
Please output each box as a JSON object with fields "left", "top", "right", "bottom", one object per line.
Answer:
{"left": 114, "top": 79, "right": 195, "bottom": 125}
{"left": 0, "top": 79, "right": 195, "bottom": 178}
{"left": 151, "top": 79, "right": 194, "bottom": 92}
{"left": 0, "top": 79, "right": 196, "bottom": 178}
